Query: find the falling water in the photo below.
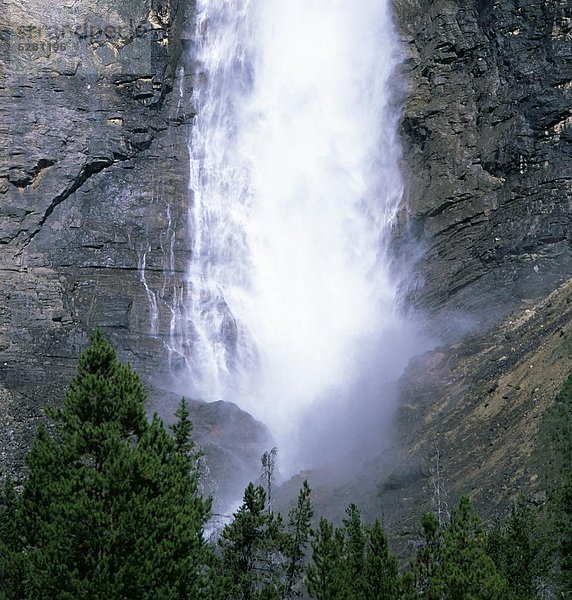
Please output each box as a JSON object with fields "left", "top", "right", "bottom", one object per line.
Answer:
{"left": 171, "top": 0, "right": 406, "bottom": 472}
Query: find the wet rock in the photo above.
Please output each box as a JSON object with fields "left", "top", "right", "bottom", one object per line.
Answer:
{"left": 394, "top": 0, "right": 572, "bottom": 335}
{"left": 0, "top": 0, "right": 195, "bottom": 390}
{"left": 0, "top": 0, "right": 201, "bottom": 480}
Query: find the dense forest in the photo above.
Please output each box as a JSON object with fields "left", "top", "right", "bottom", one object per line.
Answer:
{"left": 0, "top": 331, "right": 570, "bottom": 599}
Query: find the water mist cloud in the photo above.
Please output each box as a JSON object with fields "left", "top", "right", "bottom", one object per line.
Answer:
{"left": 233, "top": 0, "right": 406, "bottom": 465}
{"left": 170, "top": 0, "right": 424, "bottom": 478}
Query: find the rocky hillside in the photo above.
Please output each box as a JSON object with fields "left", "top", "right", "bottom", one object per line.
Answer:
{"left": 390, "top": 278, "right": 572, "bottom": 529}
{"left": 395, "top": 0, "right": 571, "bottom": 333}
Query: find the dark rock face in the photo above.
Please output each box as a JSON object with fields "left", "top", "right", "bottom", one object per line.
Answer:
{"left": 151, "top": 392, "right": 273, "bottom": 504}
{"left": 394, "top": 0, "right": 572, "bottom": 333}
{"left": 0, "top": 0, "right": 194, "bottom": 387}
{"left": 0, "top": 0, "right": 175, "bottom": 465}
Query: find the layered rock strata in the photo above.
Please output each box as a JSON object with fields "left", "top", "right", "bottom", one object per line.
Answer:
{"left": 395, "top": 0, "right": 571, "bottom": 333}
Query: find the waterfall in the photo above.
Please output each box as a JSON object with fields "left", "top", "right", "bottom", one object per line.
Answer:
{"left": 169, "top": 0, "right": 407, "bottom": 472}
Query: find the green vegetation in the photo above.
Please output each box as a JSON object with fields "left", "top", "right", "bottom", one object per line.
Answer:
{"left": 537, "top": 371, "right": 572, "bottom": 485}
{"left": 0, "top": 330, "right": 211, "bottom": 599}
{"left": 486, "top": 498, "right": 546, "bottom": 599}
{"left": 535, "top": 368, "right": 572, "bottom": 600}
{"left": 556, "top": 472, "right": 572, "bottom": 594}
{"left": 307, "top": 505, "right": 400, "bottom": 599}
{"left": 0, "top": 330, "right": 570, "bottom": 598}
{"left": 406, "top": 498, "right": 510, "bottom": 599}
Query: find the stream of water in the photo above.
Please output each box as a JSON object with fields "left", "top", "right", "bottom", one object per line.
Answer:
{"left": 166, "top": 0, "right": 406, "bottom": 472}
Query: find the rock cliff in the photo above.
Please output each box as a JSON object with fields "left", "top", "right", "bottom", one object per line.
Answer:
{"left": 1, "top": 0, "right": 192, "bottom": 384}
{"left": 395, "top": 0, "right": 571, "bottom": 333}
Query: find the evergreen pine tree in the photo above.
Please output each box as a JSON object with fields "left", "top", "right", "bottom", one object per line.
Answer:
{"left": 307, "top": 506, "right": 401, "bottom": 600}
{"left": 435, "top": 496, "right": 511, "bottom": 599}
{"left": 0, "top": 476, "right": 24, "bottom": 597}
{"left": 535, "top": 370, "right": 572, "bottom": 595}
{"left": 219, "top": 482, "right": 284, "bottom": 599}
{"left": 306, "top": 518, "right": 349, "bottom": 600}
{"left": 0, "top": 329, "right": 211, "bottom": 599}
{"left": 406, "top": 512, "right": 442, "bottom": 599}
{"left": 171, "top": 396, "right": 195, "bottom": 454}
{"left": 343, "top": 503, "right": 366, "bottom": 597}
{"left": 486, "top": 497, "right": 544, "bottom": 599}
{"left": 283, "top": 480, "right": 313, "bottom": 598}
{"left": 407, "top": 498, "right": 512, "bottom": 599}
{"left": 549, "top": 373, "right": 572, "bottom": 593}
{"left": 555, "top": 472, "right": 572, "bottom": 594}
{"left": 363, "top": 520, "right": 401, "bottom": 600}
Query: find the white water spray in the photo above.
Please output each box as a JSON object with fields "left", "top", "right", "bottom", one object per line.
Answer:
{"left": 170, "top": 0, "right": 407, "bottom": 473}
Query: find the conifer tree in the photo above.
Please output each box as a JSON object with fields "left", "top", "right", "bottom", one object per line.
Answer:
{"left": 553, "top": 471, "right": 572, "bottom": 594}
{"left": 306, "top": 518, "right": 349, "bottom": 600}
{"left": 219, "top": 482, "right": 284, "bottom": 599}
{"left": 171, "top": 396, "right": 195, "bottom": 454}
{"left": 0, "top": 329, "right": 211, "bottom": 599}
{"left": 307, "top": 505, "right": 401, "bottom": 600}
{"left": 283, "top": 480, "right": 313, "bottom": 598}
{"left": 0, "top": 476, "right": 23, "bottom": 597}
{"left": 343, "top": 503, "right": 366, "bottom": 597}
{"left": 535, "top": 370, "right": 572, "bottom": 595}
{"left": 487, "top": 498, "right": 544, "bottom": 599}
{"left": 408, "top": 497, "right": 512, "bottom": 599}
{"left": 439, "top": 497, "right": 511, "bottom": 599}
{"left": 363, "top": 520, "right": 401, "bottom": 600}
{"left": 405, "top": 512, "right": 442, "bottom": 599}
